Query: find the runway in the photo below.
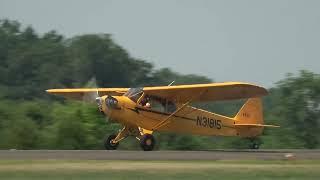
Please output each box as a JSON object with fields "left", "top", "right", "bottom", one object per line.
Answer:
{"left": 0, "top": 149, "right": 319, "bottom": 160}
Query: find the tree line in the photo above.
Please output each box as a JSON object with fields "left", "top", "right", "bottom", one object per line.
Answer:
{"left": 0, "top": 19, "right": 319, "bottom": 149}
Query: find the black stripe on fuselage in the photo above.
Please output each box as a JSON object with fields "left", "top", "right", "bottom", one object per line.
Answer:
{"left": 127, "top": 106, "right": 196, "bottom": 122}
{"left": 127, "top": 107, "right": 139, "bottom": 114}
{"left": 125, "top": 107, "right": 236, "bottom": 129}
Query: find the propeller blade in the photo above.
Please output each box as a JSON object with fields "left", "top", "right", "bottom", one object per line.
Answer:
{"left": 82, "top": 77, "right": 100, "bottom": 103}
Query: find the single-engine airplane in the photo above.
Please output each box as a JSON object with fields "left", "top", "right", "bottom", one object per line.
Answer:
{"left": 46, "top": 82, "right": 279, "bottom": 151}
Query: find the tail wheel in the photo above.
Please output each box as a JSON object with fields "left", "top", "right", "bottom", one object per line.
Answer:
{"left": 104, "top": 134, "right": 119, "bottom": 150}
{"left": 250, "top": 143, "right": 260, "bottom": 149}
{"left": 140, "top": 134, "right": 156, "bottom": 151}
{"left": 249, "top": 138, "right": 261, "bottom": 149}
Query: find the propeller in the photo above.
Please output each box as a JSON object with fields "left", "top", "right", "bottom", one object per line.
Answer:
{"left": 82, "top": 77, "right": 100, "bottom": 103}
{"left": 81, "top": 77, "right": 111, "bottom": 122}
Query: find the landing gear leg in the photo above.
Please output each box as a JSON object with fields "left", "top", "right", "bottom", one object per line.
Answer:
{"left": 104, "top": 126, "right": 156, "bottom": 151}
{"left": 104, "top": 126, "right": 136, "bottom": 150}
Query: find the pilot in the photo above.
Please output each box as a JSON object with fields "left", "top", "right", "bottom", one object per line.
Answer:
{"left": 145, "top": 102, "right": 151, "bottom": 108}
{"left": 141, "top": 97, "right": 151, "bottom": 108}
{"left": 142, "top": 97, "right": 151, "bottom": 108}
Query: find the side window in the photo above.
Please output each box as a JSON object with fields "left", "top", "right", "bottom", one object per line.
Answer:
{"left": 166, "top": 101, "right": 177, "bottom": 113}
{"left": 149, "top": 98, "right": 165, "bottom": 112}
{"left": 140, "top": 95, "right": 176, "bottom": 114}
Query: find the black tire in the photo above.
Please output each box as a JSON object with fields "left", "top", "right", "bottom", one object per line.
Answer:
{"left": 250, "top": 143, "right": 260, "bottom": 149}
{"left": 249, "top": 139, "right": 260, "bottom": 149}
{"left": 140, "top": 134, "right": 156, "bottom": 151}
{"left": 104, "top": 134, "right": 119, "bottom": 150}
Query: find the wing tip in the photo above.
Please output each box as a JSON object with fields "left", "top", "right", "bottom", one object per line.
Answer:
{"left": 46, "top": 89, "right": 61, "bottom": 94}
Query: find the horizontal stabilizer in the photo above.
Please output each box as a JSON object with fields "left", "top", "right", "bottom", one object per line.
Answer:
{"left": 235, "top": 124, "right": 280, "bottom": 128}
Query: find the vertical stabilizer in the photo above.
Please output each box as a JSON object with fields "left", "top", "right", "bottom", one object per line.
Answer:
{"left": 234, "top": 98, "right": 264, "bottom": 125}
{"left": 234, "top": 98, "right": 265, "bottom": 137}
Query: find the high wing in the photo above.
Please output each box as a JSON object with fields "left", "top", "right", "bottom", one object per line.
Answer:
{"left": 143, "top": 82, "right": 268, "bottom": 103}
{"left": 46, "top": 82, "right": 267, "bottom": 103}
{"left": 46, "top": 88, "right": 129, "bottom": 101}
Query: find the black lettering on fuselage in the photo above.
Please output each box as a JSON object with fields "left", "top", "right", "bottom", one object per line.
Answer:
{"left": 196, "top": 116, "right": 222, "bottom": 130}
{"left": 196, "top": 116, "right": 202, "bottom": 126}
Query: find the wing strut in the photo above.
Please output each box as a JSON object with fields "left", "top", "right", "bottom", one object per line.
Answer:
{"left": 151, "top": 89, "right": 207, "bottom": 131}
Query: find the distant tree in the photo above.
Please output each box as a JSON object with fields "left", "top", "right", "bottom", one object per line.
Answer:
{"left": 149, "top": 68, "right": 211, "bottom": 86}
{"left": 67, "top": 34, "right": 154, "bottom": 88}
{"left": 264, "top": 70, "right": 320, "bottom": 148}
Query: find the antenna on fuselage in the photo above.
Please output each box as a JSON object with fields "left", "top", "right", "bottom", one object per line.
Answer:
{"left": 168, "top": 81, "right": 175, "bottom": 86}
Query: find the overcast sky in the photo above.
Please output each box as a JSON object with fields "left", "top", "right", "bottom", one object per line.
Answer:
{"left": 1, "top": 0, "right": 319, "bottom": 87}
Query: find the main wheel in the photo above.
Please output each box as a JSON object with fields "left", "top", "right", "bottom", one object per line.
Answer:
{"left": 104, "top": 134, "right": 119, "bottom": 150}
{"left": 140, "top": 134, "right": 156, "bottom": 151}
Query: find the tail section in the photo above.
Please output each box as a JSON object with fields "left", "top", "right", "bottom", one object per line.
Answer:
{"left": 234, "top": 98, "right": 279, "bottom": 137}
{"left": 235, "top": 98, "right": 264, "bottom": 125}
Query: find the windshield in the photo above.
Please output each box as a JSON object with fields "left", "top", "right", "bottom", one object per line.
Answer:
{"left": 124, "top": 87, "right": 143, "bottom": 102}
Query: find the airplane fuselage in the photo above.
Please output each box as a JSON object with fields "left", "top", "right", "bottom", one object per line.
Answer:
{"left": 100, "top": 95, "right": 262, "bottom": 138}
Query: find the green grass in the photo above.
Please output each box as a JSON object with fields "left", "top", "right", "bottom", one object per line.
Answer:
{"left": 0, "top": 160, "right": 319, "bottom": 180}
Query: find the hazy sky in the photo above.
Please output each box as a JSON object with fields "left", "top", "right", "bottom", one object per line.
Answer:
{"left": 1, "top": 0, "right": 319, "bottom": 87}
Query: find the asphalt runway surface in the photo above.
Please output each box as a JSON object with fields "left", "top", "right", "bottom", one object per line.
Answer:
{"left": 0, "top": 150, "right": 319, "bottom": 160}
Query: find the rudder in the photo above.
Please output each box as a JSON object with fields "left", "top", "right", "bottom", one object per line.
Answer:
{"left": 234, "top": 98, "right": 265, "bottom": 137}
{"left": 234, "top": 98, "right": 263, "bottom": 125}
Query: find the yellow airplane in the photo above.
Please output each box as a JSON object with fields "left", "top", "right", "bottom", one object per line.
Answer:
{"left": 46, "top": 82, "right": 279, "bottom": 151}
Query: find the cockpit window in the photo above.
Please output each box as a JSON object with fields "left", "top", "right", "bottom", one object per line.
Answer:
{"left": 140, "top": 95, "right": 177, "bottom": 114}
{"left": 124, "top": 88, "right": 143, "bottom": 102}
